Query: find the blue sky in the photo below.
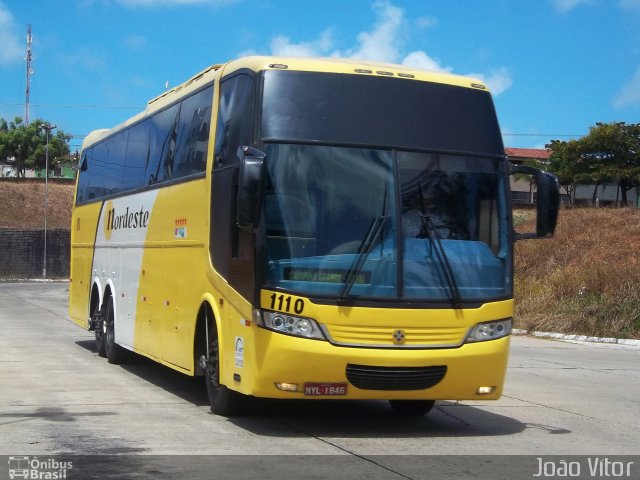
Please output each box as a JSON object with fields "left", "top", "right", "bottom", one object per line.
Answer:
{"left": 1, "top": 0, "right": 639, "bottom": 152}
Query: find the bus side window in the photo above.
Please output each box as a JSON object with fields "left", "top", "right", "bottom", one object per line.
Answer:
{"left": 211, "top": 73, "right": 255, "bottom": 298}
{"left": 123, "top": 120, "right": 150, "bottom": 191}
{"left": 76, "top": 150, "right": 91, "bottom": 204}
{"left": 172, "top": 85, "right": 213, "bottom": 178}
{"left": 104, "top": 130, "right": 128, "bottom": 196}
{"left": 214, "top": 74, "right": 254, "bottom": 168}
{"left": 90, "top": 142, "right": 109, "bottom": 199}
{"left": 146, "top": 103, "right": 180, "bottom": 186}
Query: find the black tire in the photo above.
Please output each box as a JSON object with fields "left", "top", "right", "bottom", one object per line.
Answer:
{"left": 389, "top": 400, "right": 436, "bottom": 416}
{"left": 93, "top": 304, "right": 106, "bottom": 357}
{"left": 103, "top": 294, "right": 130, "bottom": 364}
{"left": 204, "top": 316, "right": 244, "bottom": 416}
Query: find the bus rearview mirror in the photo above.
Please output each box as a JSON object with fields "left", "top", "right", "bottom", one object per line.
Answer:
{"left": 510, "top": 165, "right": 560, "bottom": 240}
{"left": 237, "top": 146, "right": 266, "bottom": 230}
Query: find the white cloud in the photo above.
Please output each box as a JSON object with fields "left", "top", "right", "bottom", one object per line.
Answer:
{"left": 270, "top": 29, "right": 333, "bottom": 57}
{"left": 551, "top": 0, "right": 594, "bottom": 13}
{"left": 346, "top": 0, "right": 405, "bottom": 63}
{"left": 264, "top": 1, "right": 512, "bottom": 95}
{"left": 0, "top": 1, "right": 23, "bottom": 66}
{"left": 401, "top": 51, "right": 451, "bottom": 73}
{"left": 614, "top": 67, "right": 640, "bottom": 107}
{"left": 466, "top": 68, "right": 513, "bottom": 96}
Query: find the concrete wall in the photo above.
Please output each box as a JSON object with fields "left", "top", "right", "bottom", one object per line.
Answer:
{"left": 0, "top": 229, "right": 70, "bottom": 279}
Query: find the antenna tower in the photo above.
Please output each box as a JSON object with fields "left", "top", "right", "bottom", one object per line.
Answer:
{"left": 25, "top": 24, "right": 33, "bottom": 125}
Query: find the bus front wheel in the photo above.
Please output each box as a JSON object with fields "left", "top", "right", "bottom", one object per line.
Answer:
{"left": 204, "top": 319, "right": 244, "bottom": 416}
{"left": 389, "top": 400, "right": 435, "bottom": 416}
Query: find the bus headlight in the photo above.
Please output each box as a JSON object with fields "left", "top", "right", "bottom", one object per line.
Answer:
{"left": 258, "top": 310, "right": 326, "bottom": 340}
{"left": 465, "top": 318, "right": 512, "bottom": 343}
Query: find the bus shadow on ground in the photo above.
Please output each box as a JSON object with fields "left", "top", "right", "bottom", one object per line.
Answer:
{"left": 75, "top": 339, "right": 209, "bottom": 407}
{"left": 231, "top": 399, "right": 531, "bottom": 438}
{"left": 75, "top": 339, "right": 538, "bottom": 438}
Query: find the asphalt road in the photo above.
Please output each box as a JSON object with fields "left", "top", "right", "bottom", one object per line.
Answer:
{"left": 0, "top": 281, "right": 638, "bottom": 479}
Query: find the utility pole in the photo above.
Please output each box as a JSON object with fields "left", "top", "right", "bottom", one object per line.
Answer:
{"left": 40, "top": 123, "right": 57, "bottom": 278}
{"left": 25, "top": 24, "right": 33, "bottom": 125}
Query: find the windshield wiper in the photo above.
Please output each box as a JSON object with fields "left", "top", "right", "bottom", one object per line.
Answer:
{"left": 419, "top": 214, "right": 462, "bottom": 309}
{"left": 416, "top": 181, "right": 462, "bottom": 309}
{"left": 338, "top": 214, "right": 387, "bottom": 303}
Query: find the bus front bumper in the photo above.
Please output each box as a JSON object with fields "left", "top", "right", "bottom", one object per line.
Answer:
{"left": 247, "top": 330, "right": 510, "bottom": 401}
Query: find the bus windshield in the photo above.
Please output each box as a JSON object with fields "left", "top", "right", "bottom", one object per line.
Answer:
{"left": 263, "top": 144, "right": 512, "bottom": 304}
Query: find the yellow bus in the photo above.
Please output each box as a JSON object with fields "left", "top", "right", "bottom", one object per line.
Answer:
{"left": 69, "top": 56, "right": 559, "bottom": 416}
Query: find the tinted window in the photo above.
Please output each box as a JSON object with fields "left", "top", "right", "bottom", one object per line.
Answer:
{"left": 123, "top": 120, "right": 149, "bottom": 191}
{"left": 261, "top": 70, "right": 504, "bottom": 155}
{"left": 76, "top": 83, "right": 214, "bottom": 205}
{"left": 146, "top": 103, "right": 180, "bottom": 185}
{"left": 173, "top": 85, "right": 213, "bottom": 178}
{"left": 89, "top": 142, "right": 109, "bottom": 200}
{"left": 76, "top": 150, "right": 90, "bottom": 203}
{"left": 214, "top": 74, "right": 254, "bottom": 167}
{"left": 104, "top": 131, "right": 128, "bottom": 196}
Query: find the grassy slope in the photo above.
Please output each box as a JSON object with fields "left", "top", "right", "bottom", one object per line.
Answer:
{"left": 0, "top": 180, "right": 74, "bottom": 229}
{"left": 515, "top": 208, "right": 640, "bottom": 339}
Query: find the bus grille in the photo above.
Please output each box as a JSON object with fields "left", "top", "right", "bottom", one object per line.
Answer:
{"left": 325, "top": 325, "right": 467, "bottom": 347}
{"left": 345, "top": 364, "right": 447, "bottom": 391}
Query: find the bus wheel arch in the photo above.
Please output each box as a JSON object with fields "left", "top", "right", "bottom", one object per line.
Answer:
{"left": 195, "top": 301, "right": 244, "bottom": 416}
{"left": 102, "top": 286, "right": 129, "bottom": 364}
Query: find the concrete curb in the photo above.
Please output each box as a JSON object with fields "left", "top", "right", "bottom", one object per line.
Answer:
{"left": 0, "top": 278, "right": 70, "bottom": 283}
{"left": 512, "top": 328, "right": 640, "bottom": 347}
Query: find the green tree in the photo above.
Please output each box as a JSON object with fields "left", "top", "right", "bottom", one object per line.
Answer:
{"left": 547, "top": 139, "right": 583, "bottom": 206}
{"left": 547, "top": 122, "right": 640, "bottom": 207}
{"left": 0, "top": 117, "right": 71, "bottom": 177}
{"left": 580, "top": 122, "right": 640, "bottom": 206}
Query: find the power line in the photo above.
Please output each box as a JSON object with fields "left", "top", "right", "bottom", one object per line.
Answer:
{"left": 503, "top": 133, "right": 582, "bottom": 138}
{"left": 0, "top": 102, "right": 142, "bottom": 110}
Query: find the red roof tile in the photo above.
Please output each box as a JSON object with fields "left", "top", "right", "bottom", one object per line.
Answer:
{"left": 505, "top": 147, "right": 550, "bottom": 160}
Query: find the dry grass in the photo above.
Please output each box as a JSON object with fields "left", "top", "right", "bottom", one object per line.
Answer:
{"left": 0, "top": 179, "right": 75, "bottom": 229}
{"left": 514, "top": 207, "right": 640, "bottom": 339}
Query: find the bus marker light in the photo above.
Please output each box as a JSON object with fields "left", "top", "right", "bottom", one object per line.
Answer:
{"left": 275, "top": 382, "right": 299, "bottom": 392}
{"left": 477, "top": 386, "right": 496, "bottom": 395}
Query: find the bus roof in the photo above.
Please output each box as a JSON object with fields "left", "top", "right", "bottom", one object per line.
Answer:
{"left": 82, "top": 55, "right": 490, "bottom": 150}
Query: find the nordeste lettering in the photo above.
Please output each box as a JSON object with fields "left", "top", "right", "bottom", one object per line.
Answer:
{"left": 106, "top": 206, "right": 150, "bottom": 232}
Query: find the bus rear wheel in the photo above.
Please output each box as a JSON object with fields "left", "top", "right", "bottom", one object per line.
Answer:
{"left": 204, "top": 320, "right": 244, "bottom": 416}
{"left": 103, "top": 295, "right": 130, "bottom": 364}
{"left": 389, "top": 400, "right": 435, "bottom": 416}
{"left": 93, "top": 306, "right": 106, "bottom": 357}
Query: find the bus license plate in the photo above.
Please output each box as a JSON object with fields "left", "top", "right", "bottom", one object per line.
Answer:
{"left": 303, "top": 382, "right": 347, "bottom": 396}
